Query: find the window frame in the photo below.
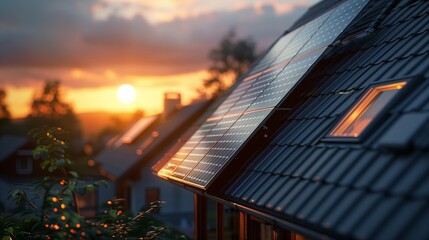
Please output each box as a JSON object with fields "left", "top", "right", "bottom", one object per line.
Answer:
{"left": 16, "top": 157, "right": 33, "bottom": 175}
{"left": 323, "top": 75, "right": 422, "bottom": 143}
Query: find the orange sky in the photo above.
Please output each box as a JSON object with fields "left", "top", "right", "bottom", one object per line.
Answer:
{"left": 0, "top": 0, "right": 318, "bottom": 118}
{"left": 4, "top": 69, "right": 209, "bottom": 118}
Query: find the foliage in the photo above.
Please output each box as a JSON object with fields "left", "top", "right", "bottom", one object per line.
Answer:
{"left": 26, "top": 80, "right": 82, "bottom": 153}
{"left": 0, "top": 89, "right": 11, "bottom": 130}
{"left": 203, "top": 30, "right": 257, "bottom": 97}
{"left": 0, "top": 89, "right": 11, "bottom": 120}
{"left": 1, "top": 127, "right": 185, "bottom": 240}
{"left": 29, "top": 80, "right": 73, "bottom": 118}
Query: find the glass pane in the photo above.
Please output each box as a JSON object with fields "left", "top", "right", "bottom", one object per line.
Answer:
{"left": 224, "top": 206, "right": 239, "bottom": 240}
{"left": 207, "top": 199, "right": 217, "bottom": 240}
{"left": 342, "top": 90, "right": 397, "bottom": 136}
{"left": 331, "top": 81, "right": 406, "bottom": 137}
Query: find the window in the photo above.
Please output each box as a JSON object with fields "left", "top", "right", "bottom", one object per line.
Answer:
{"left": 146, "top": 188, "right": 160, "bottom": 213}
{"left": 329, "top": 81, "right": 406, "bottom": 138}
{"left": 16, "top": 157, "right": 33, "bottom": 175}
{"left": 77, "top": 191, "right": 98, "bottom": 217}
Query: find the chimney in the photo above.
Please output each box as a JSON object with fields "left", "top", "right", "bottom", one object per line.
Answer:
{"left": 163, "top": 92, "right": 181, "bottom": 118}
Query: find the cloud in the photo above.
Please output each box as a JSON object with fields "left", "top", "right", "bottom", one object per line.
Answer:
{"left": 0, "top": 0, "right": 306, "bottom": 88}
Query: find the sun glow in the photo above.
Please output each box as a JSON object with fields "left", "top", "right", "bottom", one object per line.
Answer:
{"left": 117, "top": 84, "right": 136, "bottom": 104}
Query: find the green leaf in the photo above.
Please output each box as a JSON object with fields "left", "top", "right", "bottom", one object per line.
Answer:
{"left": 85, "top": 184, "right": 94, "bottom": 192}
{"left": 2, "top": 236, "right": 12, "bottom": 240}
{"left": 5, "top": 227, "right": 13, "bottom": 234}
{"left": 99, "top": 180, "right": 109, "bottom": 188}
{"left": 108, "top": 209, "right": 118, "bottom": 219}
{"left": 69, "top": 171, "right": 78, "bottom": 178}
{"left": 76, "top": 187, "right": 86, "bottom": 196}
{"left": 67, "top": 182, "right": 76, "bottom": 191}
{"left": 55, "top": 158, "right": 65, "bottom": 166}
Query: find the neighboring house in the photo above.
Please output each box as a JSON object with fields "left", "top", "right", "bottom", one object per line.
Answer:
{"left": 154, "top": 0, "right": 429, "bottom": 239}
{"left": 0, "top": 135, "right": 99, "bottom": 216}
{"left": 0, "top": 135, "right": 34, "bottom": 211}
{"left": 94, "top": 93, "right": 213, "bottom": 235}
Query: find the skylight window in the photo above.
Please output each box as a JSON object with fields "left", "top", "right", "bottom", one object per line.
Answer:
{"left": 330, "top": 81, "right": 406, "bottom": 138}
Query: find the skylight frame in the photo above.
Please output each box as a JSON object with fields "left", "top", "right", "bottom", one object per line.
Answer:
{"left": 323, "top": 75, "right": 422, "bottom": 143}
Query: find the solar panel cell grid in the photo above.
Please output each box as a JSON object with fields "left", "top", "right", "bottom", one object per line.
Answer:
{"left": 158, "top": 0, "right": 369, "bottom": 189}
{"left": 211, "top": 78, "right": 256, "bottom": 117}
{"left": 300, "top": 0, "right": 368, "bottom": 54}
{"left": 247, "top": 29, "right": 300, "bottom": 76}
{"left": 269, "top": 10, "right": 331, "bottom": 67}
{"left": 248, "top": 48, "right": 327, "bottom": 111}
{"left": 184, "top": 109, "right": 271, "bottom": 184}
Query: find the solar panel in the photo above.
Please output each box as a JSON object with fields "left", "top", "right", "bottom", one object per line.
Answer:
{"left": 118, "top": 115, "right": 158, "bottom": 145}
{"left": 184, "top": 109, "right": 272, "bottom": 186}
{"left": 247, "top": 47, "right": 327, "bottom": 111}
{"left": 246, "top": 29, "right": 300, "bottom": 77}
{"left": 158, "top": 0, "right": 369, "bottom": 189}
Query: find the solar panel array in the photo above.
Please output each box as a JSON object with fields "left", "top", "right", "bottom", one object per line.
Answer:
{"left": 158, "top": 0, "right": 369, "bottom": 189}
{"left": 117, "top": 115, "right": 158, "bottom": 146}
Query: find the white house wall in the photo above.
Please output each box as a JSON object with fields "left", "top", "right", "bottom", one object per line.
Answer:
{"left": 130, "top": 165, "right": 194, "bottom": 215}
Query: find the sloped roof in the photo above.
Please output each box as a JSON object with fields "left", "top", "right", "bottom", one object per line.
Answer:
{"left": 224, "top": 0, "right": 429, "bottom": 239}
{"left": 95, "top": 101, "right": 209, "bottom": 178}
{"left": 0, "top": 135, "right": 28, "bottom": 162}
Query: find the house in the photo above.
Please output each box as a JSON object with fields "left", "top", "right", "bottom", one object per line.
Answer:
{"left": 0, "top": 135, "right": 34, "bottom": 211}
{"left": 94, "top": 93, "right": 214, "bottom": 235}
{"left": 154, "top": 0, "right": 429, "bottom": 239}
{"left": 0, "top": 135, "right": 100, "bottom": 216}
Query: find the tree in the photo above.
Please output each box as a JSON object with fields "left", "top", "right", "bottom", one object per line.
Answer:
{"left": 26, "top": 80, "right": 82, "bottom": 154}
{"left": 0, "top": 88, "right": 11, "bottom": 127}
{"left": 29, "top": 80, "right": 73, "bottom": 117}
{"left": 203, "top": 30, "right": 257, "bottom": 97}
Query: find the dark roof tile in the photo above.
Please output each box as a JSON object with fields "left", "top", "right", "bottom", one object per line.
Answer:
{"left": 276, "top": 147, "right": 310, "bottom": 175}
{"left": 320, "top": 189, "right": 363, "bottom": 230}
{"left": 291, "top": 148, "right": 324, "bottom": 178}
{"left": 231, "top": 171, "right": 263, "bottom": 200}
{"left": 378, "top": 112, "right": 429, "bottom": 150}
{"left": 302, "top": 148, "right": 336, "bottom": 179}
{"left": 306, "top": 187, "right": 347, "bottom": 225}
{"left": 276, "top": 180, "right": 308, "bottom": 216}
{"left": 315, "top": 148, "right": 349, "bottom": 181}
{"left": 351, "top": 196, "right": 402, "bottom": 239}
{"left": 247, "top": 175, "right": 279, "bottom": 205}
{"left": 401, "top": 205, "right": 429, "bottom": 239}
{"left": 267, "top": 146, "right": 298, "bottom": 174}
{"left": 296, "top": 184, "right": 335, "bottom": 221}
{"left": 239, "top": 173, "right": 271, "bottom": 202}
{"left": 336, "top": 193, "right": 382, "bottom": 235}
{"left": 256, "top": 176, "right": 288, "bottom": 208}
{"left": 284, "top": 182, "right": 320, "bottom": 216}
{"left": 338, "top": 151, "right": 379, "bottom": 187}
{"left": 370, "top": 153, "right": 415, "bottom": 192}
{"left": 372, "top": 200, "right": 428, "bottom": 240}
{"left": 324, "top": 149, "right": 365, "bottom": 184}
{"left": 266, "top": 176, "right": 299, "bottom": 211}
{"left": 389, "top": 153, "right": 429, "bottom": 196}
{"left": 353, "top": 153, "right": 394, "bottom": 189}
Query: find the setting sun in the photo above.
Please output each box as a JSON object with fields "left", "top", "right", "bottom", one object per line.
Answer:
{"left": 117, "top": 84, "right": 136, "bottom": 104}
